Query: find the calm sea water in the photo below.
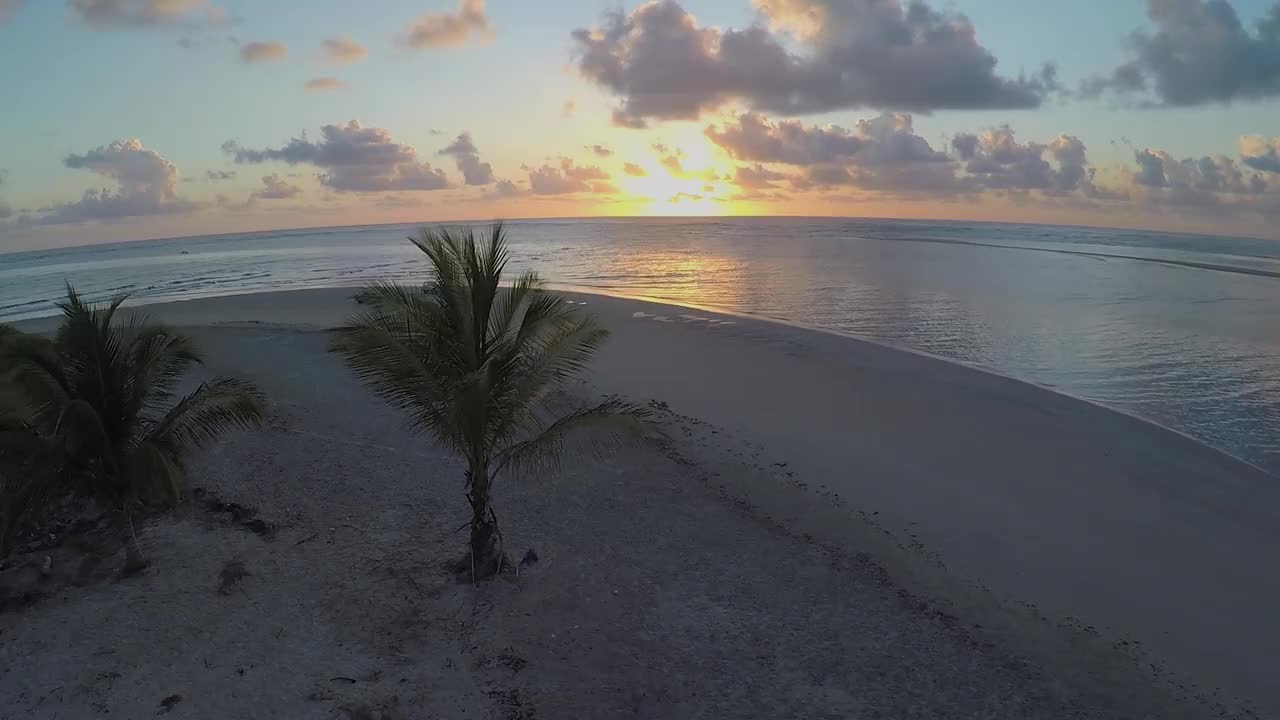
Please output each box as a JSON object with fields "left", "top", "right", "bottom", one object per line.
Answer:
{"left": 3, "top": 217, "right": 1279, "bottom": 474}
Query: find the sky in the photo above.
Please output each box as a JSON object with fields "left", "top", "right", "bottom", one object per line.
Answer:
{"left": 1, "top": 0, "right": 1279, "bottom": 251}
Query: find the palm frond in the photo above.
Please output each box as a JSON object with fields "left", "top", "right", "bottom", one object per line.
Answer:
{"left": 0, "top": 331, "right": 71, "bottom": 431}
{"left": 125, "top": 322, "right": 205, "bottom": 416}
{"left": 124, "top": 440, "right": 188, "bottom": 504}
{"left": 492, "top": 397, "right": 651, "bottom": 482}
{"left": 146, "top": 377, "right": 265, "bottom": 454}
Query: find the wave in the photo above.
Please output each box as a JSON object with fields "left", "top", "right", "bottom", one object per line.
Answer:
{"left": 892, "top": 236, "right": 1280, "bottom": 280}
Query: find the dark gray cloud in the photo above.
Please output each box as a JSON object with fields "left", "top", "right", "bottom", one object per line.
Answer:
{"left": 323, "top": 37, "right": 367, "bottom": 64}
{"left": 527, "top": 159, "right": 616, "bottom": 195}
{"left": 402, "top": 0, "right": 489, "bottom": 49}
{"left": 42, "top": 139, "right": 201, "bottom": 225}
{"left": 68, "top": 0, "right": 230, "bottom": 29}
{"left": 223, "top": 121, "right": 450, "bottom": 192}
{"left": 734, "top": 163, "right": 789, "bottom": 189}
{"left": 438, "top": 132, "right": 494, "bottom": 185}
{"left": 241, "top": 40, "right": 287, "bottom": 63}
{"left": 206, "top": 169, "right": 235, "bottom": 181}
{"left": 709, "top": 111, "right": 954, "bottom": 194}
{"left": 1132, "top": 148, "right": 1260, "bottom": 195}
{"left": 706, "top": 113, "right": 865, "bottom": 165}
{"left": 953, "top": 127, "right": 1089, "bottom": 192}
{"left": 1241, "top": 135, "right": 1280, "bottom": 173}
{"left": 252, "top": 174, "right": 302, "bottom": 200}
{"left": 572, "top": 0, "right": 1056, "bottom": 125}
{"left": 494, "top": 179, "right": 522, "bottom": 197}
{"left": 713, "top": 112, "right": 1115, "bottom": 199}
{"left": 1081, "top": 0, "right": 1280, "bottom": 106}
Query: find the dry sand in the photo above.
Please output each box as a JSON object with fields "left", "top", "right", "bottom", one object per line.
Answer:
{"left": 2, "top": 287, "right": 1276, "bottom": 719}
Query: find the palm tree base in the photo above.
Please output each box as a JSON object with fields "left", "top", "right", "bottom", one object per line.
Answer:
{"left": 120, "top": 556, "right": 149, "bottom": 577}
{"left": 443, "top": 550, "right": 512, "bottom": 582}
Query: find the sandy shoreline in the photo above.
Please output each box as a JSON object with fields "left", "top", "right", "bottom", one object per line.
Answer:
{"left": 5, "top": 287, "right": 1278, "bottom": 718}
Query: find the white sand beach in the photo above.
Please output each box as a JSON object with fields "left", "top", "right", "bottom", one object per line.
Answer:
{"left": 3, "top": 287, "right": 1277, "bottom": 719}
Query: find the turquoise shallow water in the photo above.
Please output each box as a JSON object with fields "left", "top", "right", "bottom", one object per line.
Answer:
{"left": 3, "top": 217, "right": 1279, "bottom": 474}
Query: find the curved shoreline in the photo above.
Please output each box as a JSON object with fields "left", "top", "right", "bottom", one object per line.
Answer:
{"left": 20, "top": 281, "right": 1264, "bottom": 480}
{"left": 13, "top": 285, "right": 1280, "bottom": 714}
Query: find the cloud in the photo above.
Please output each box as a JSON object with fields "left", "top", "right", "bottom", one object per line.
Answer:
{"left": 711, "top": 112, "right": 1121, "bottom": 199}
{"left": 305, "top": 77, "right": 347, "bottom": 92}
{"left": 588, "top": 144, "right": 613, "bottom": 158}
{"left": 68, "top": 0, "right": 230, "bottom": 29}
{"left": 322, "top": 37, "right": 367, "bottom": 64}
{"left": 527, "top": 158, "right": 616, "bottom": 195}
{"left": 1081, "top": 0, "right": 1280, "bottom": 106}
{"left": 571, "top": 0, "right": 1056, "bottom": 125}
{"left": 41, "top": 139, "right": 200, "bottom": 225}
{"left": 1131, "top": 148, "right": 1260, "bottom": 194}
{"left": 660, "top": 155, "right": 684, "bottom": 175}
{"left": 223, "top": 121, "right": 451, "bottom": 192}
{"left": 562, "top": 99, "right": 577, "bottom": 118}
{"left": 952, "top": 126, "right": 1089, "bottom": 193}
{"left": 206, "top": 169, "right": 235, "bottom": 181}
{"left": 0, "top": 0, "right": 19, "bottom": 24}
{"left": 402, "top": 0, "right": 490, "bottom": 49}
{"left": 706, "top": 113, "right": 866, "bottom": 165}
{"left": 437, "top": 132, "right": 495, "bottom": 185}
{"left": 252, "top": 174, "right": 302, "bottom": 200}
{"left": 494, "top": 179, "right": 523, "bottom": 197}
{"left": 623, "top": 162, "right": 646, "bottom": 177}
{"left": 1241, "top": 135, "right": 1280, "bottom": 173}
{"left": 734, "top": 163, "right": 789, "bottom": 189}
{"left": 241, "top": 41, "right": 288, "bottom": 63}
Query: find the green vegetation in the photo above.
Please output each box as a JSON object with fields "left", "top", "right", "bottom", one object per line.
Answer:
{"left": 331, "top": 224, "right": 646, "bottom": 579}
{"left": 0, "top": 288, "right": 265, "bottom": 570}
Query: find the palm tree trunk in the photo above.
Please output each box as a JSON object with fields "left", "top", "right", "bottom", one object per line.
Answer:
{"left": 118, "top": 506, "right": 148, "bottom": 575}
{"left": 466, "top": 463, "right": 500, "bottom": 579}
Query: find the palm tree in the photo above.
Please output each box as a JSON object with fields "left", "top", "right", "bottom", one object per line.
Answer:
{"left": 1, "top": 289, "right": 266, "bottom": 572}
{"left": 331, "top": 224, "right": 646, "bottom": 579}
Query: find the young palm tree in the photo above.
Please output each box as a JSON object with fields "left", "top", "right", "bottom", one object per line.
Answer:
{"left": 331, "top": 224, "right": 646, "bottom": 579}
{"left": 1, "top": 289, "right": 266, "bottom": 572}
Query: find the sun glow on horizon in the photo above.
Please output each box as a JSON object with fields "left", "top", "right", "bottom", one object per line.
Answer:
{"left": 613, "top": 130, "right": 737, "bottom": 216}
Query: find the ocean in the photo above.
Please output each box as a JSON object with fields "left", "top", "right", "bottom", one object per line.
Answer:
{"left": 3, "top": 217, "right": 1279, "bottom": 474}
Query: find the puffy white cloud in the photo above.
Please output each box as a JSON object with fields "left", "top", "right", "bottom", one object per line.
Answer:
{"left": 527, "top": 159, "right": 616, "bottom": 195}
{"left": 251, "top": 174, "right": 302, "bottom": 200}
{"left": 437, "top": 132, "right": 494, "bottom": 186}
{"left": 240, "top": 41, "right": 288, "bottom": 63}
{"left": 1081, "top": 0, "right": 1280, "bottom": 106}
{"left": 42, "top": 139, "right": 200, "bottom": 225}
{"left": 572, "top": 0, "right": 1056, "bottom": 125}
{"left": 223, "top": 121, "right": 451, "bottom": 192}
{"left": 322, "top": 37, "right": 367, "bottom": 64}
{"left": 402, "top": 0, "right": 489, "bottom": 49}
